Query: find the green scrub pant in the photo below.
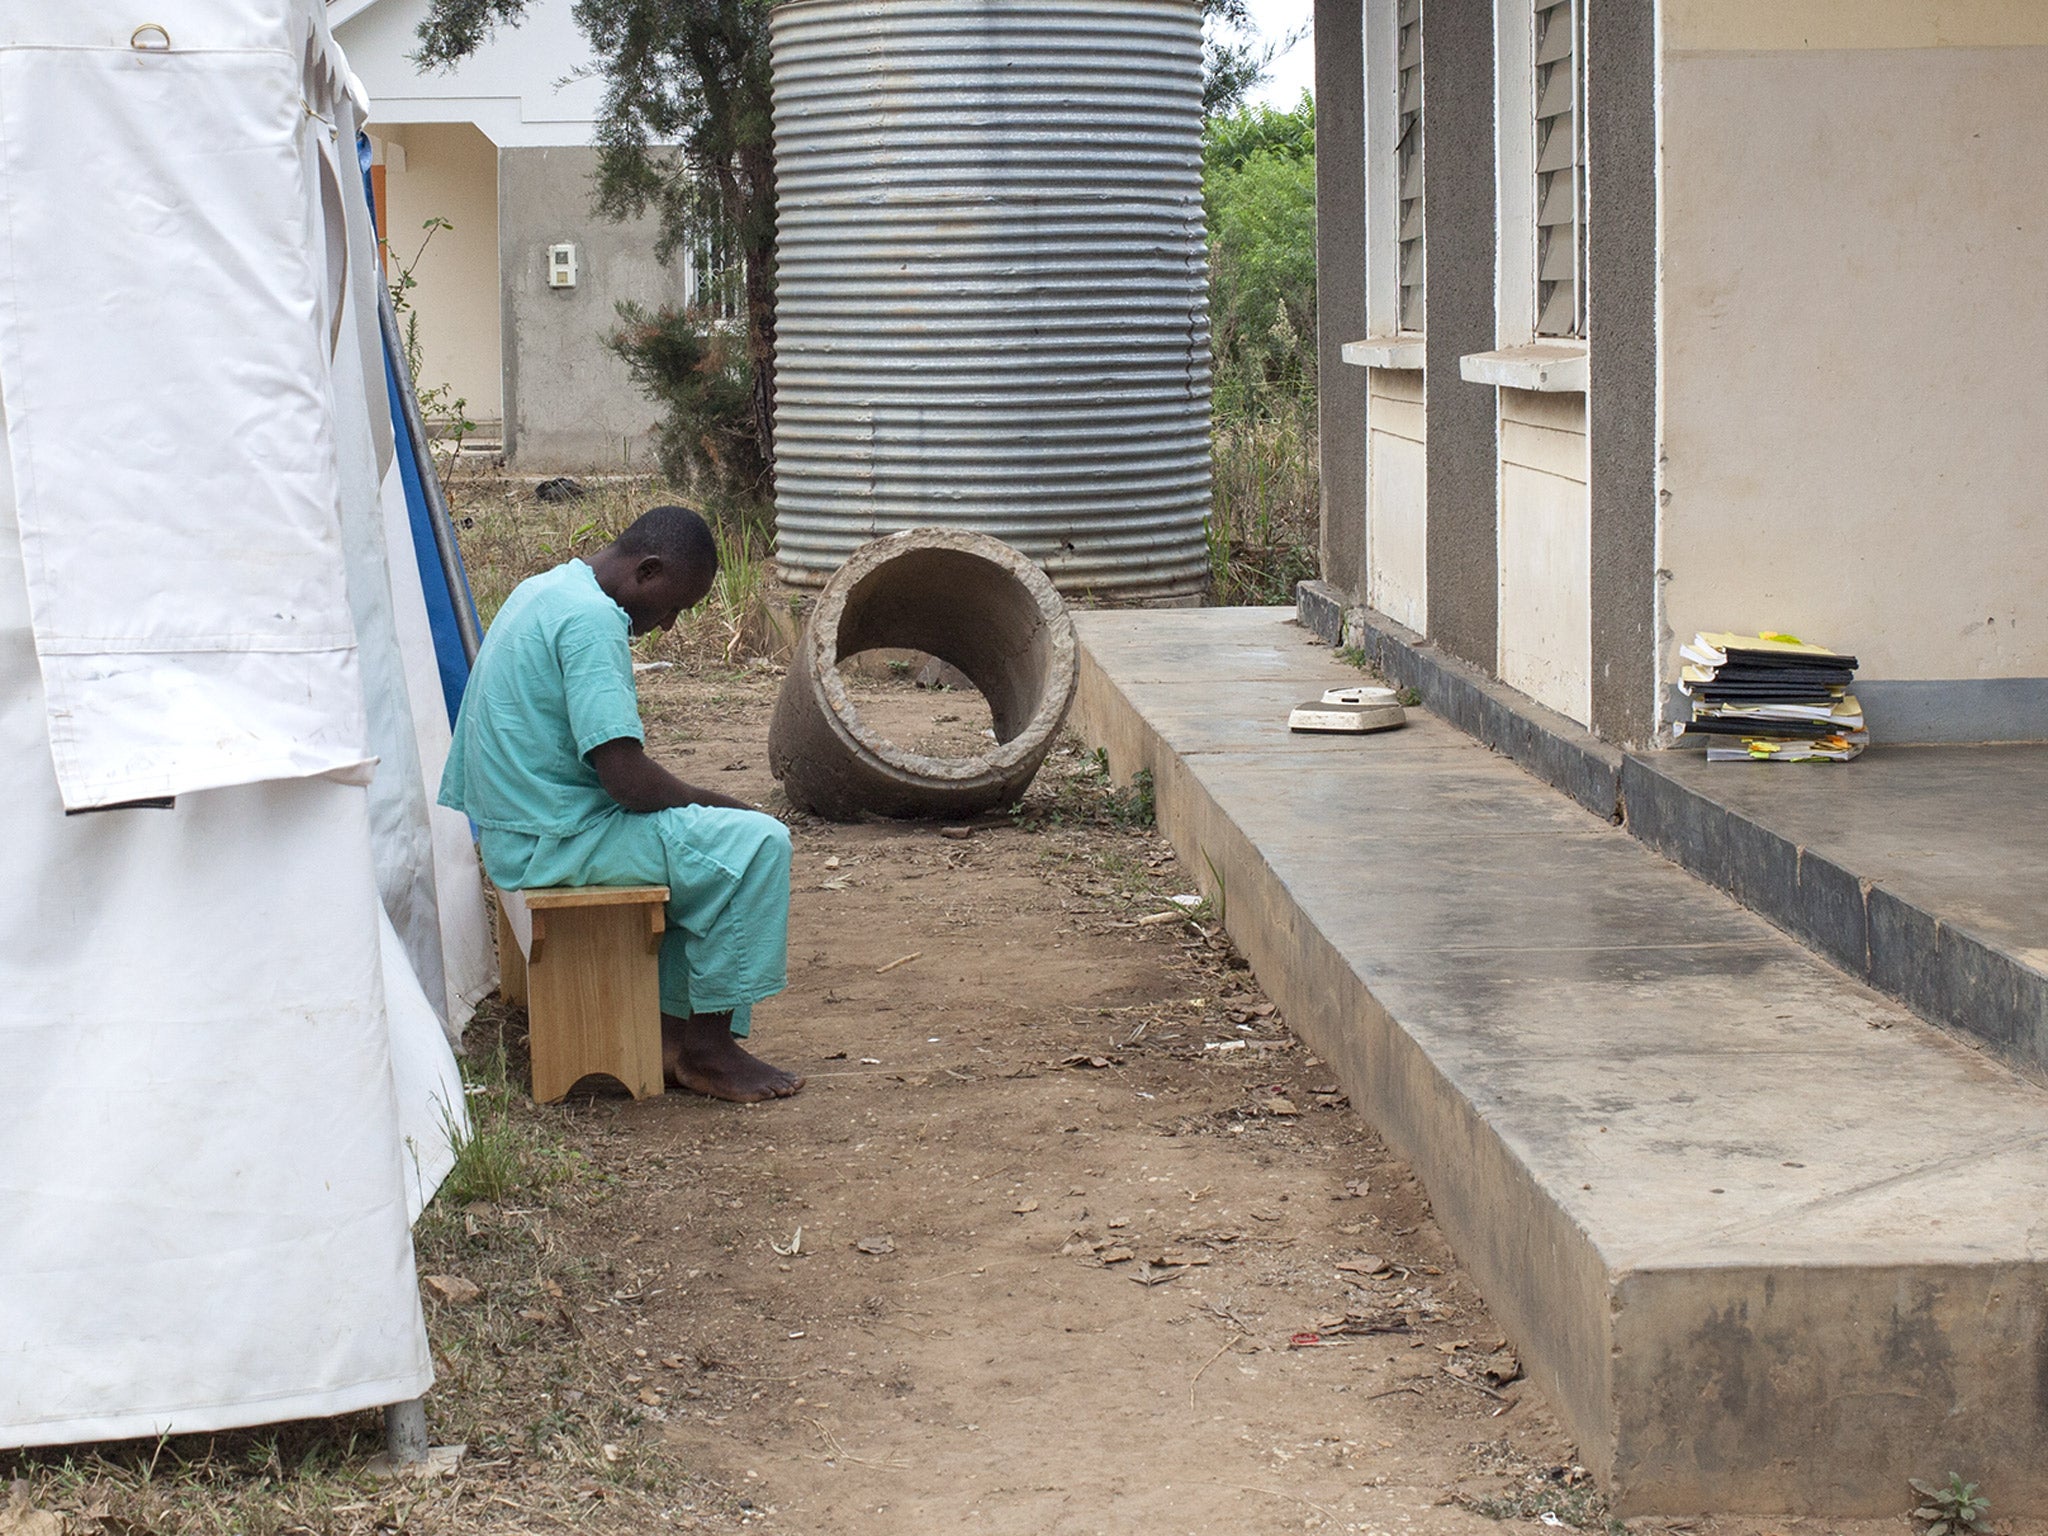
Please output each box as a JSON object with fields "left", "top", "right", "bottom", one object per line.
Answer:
{"left": 482, "top": 807, "right": 791, "bottom": 1037}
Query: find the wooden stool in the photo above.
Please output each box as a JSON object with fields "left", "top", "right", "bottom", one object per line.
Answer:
{"left": 495, "top": 884, "right": 670, "bottom": 1104}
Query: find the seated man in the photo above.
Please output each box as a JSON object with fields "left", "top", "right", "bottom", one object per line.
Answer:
{"left": 440, "top": 505, "right": 803, "bottom": 1102}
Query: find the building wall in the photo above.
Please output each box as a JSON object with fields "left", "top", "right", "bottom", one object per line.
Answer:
{"left": 373, "top": 125, "right": 503, "bottom": 428}
{"left": 1497, "top": 389, "right": 1590, "bottom": 719}
{"left": 1657, "top": 3, "right": 2048, "bottom": 739}
{"left": 341, "top": 0, "right": 696, "bottom": 471}
{"left": 499, "top": 147, "right": 691, "bottom": 473}
{"left": 1314, "top": 0, "right": 1370, "bottom": 599}
{"left": 336, "top": 0, "right": 604, "bottom": 148}
{"left": 1365, "top": 368, "right": 1427, "bottom": 632}
{"left": 1420, "top": 0, "right": 1500, "bottom": 673}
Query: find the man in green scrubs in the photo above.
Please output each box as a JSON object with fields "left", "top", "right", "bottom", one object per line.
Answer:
{"left": 441, "top": 505, "right": 802, "bottom": 1102}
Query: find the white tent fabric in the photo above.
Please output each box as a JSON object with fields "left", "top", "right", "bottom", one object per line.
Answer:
{"left": 385, "top": 450, "right": 499, "bottom": 1034}
{"left": 0, "top": 0, "right": 488, "bottom": 1446}
{"left": 0, "top": 16, "right": 373, "bottom": 810}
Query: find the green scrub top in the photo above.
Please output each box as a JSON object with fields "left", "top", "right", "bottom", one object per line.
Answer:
{"left": 438, "top": 559, "right": 643, "bottom": 837}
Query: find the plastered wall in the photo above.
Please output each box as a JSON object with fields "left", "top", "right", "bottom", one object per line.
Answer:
{"left": 499, "top": 147, "right": 690, "bottom": 472}
{"left": 1366, "top": 369, "right": 1428, "bottom": 632}
{"left": 1657, "top": 9, "right": 2048, "bottom": 736}
{"left": 1316, "top": 0, "right": 1370, "bottom": 599}
{"left": 1498, "top": 390, "right": 1590, "bottom": 722}
{"left": 374, "top": 125, "right": 503, "bottom": 427}
{"left": 337, "top": 0, "right": 605, "bottom": 148}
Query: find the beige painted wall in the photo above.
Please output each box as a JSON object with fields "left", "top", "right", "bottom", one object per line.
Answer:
{"left": 1366, "top": 368, "right": 1428, "bottom": 633}
{"left": 1656, "top": 39, "right": 2048, "bottom": 703}
{"left": 1664, "top": 0, "right": 2048, "bottom": 53}
{"left": 1497, "top": 390, "right": 1589, "bottom": 723}
{"left": 374, "top": 124, "right": 503, "bottom": 428}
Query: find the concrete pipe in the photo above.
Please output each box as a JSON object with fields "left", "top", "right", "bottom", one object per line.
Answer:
{"left": 768, "top": 528, "right": 1079, "bottom": 820}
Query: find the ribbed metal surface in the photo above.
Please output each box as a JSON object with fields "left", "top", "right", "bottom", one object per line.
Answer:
{"left": 769, "top": 0, "right": 1211, "bottom": 600}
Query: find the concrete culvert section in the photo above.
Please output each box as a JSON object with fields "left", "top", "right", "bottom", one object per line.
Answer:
{"left": 768, "top": 528, "right": 1078, "bottom": 820}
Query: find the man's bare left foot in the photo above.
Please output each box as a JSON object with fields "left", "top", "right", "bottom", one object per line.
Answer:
{"left": 662, "top": 1013, "right": 804, "bottom": 1102}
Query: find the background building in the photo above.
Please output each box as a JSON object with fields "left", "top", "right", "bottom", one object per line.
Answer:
{"left": 1313, "top": 0, "right": 2048, "bottom": 747}
{"left": 335, "top": 0, "right": 729, "bottom": 470}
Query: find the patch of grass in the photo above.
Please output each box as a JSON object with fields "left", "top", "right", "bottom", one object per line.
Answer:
{"left": 433, "top": 1021, "right": 587, "bottom": 1210}
{"left": 447, "top": 469, "right": 784, "bottom": 667}
{"left": 1013, "top": 744, "right": 1156, "bottom": 832}
{"left": 1209, "top": 395, "right": 1318, "bottom": 607}
{"left": 1112, "top": 765, "right": 1157, "bottom": 828}
{"left": 693, "top": 506, "right": 779, "bottom": 664}
{"left": 1459, "top": 1481, "right": 1623, "bottom": 1533}
{"left": 1, "top": 1421, "right": 394, "bottom": 1536}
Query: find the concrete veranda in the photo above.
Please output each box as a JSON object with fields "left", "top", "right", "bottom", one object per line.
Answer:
{"left": 1073, "top": 605, "right": 2048, "bottom": 1515}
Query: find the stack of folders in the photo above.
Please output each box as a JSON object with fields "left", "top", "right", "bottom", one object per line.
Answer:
{"left": 1678, "top": 631, "right": 1866, "bottom": 762}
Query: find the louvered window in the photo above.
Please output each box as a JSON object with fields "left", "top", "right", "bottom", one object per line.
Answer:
{"left": 1533, "top": 0, "right": 1584, "bottom": 337}
{"left": 1395, "top": 0, "right": 1424, "bottom": 333}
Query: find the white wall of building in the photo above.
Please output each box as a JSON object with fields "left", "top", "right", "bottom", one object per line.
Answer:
{"left": 335, "top": 0, "right": 604, "bottom": 148}
{"left": 1365, "top": 369, "right": 1428, "bottom": 632}
{"left": 1657, "top": 3, "right": 2048, "bottom": 716}
{"left": 1497, "top": 389, "right": 1589, "bottom": 720}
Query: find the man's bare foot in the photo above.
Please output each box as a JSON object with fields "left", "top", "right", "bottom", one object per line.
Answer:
{"left": 662, "top": 1013, "right": 804, "bottom": 1102}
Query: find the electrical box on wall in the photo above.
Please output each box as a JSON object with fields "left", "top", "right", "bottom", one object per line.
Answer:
{"left": 546, "top": 243, "right": 578, "bottom": 289}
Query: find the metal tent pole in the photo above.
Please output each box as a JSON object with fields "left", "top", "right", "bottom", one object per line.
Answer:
{"left": 383, "top": 1397, "right": 430, "bottom": 1466}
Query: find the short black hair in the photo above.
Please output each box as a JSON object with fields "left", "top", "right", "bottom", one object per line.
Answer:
{"left": 613, "top": 504, "right": 718, "bottom": 573}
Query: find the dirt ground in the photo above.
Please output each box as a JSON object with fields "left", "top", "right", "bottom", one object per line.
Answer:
{"left": 464, "top": 661, "right": 1588, "bottom": 1535}
{"left": 1, "top": 482, "right": 1960, "bottom": 1535}
{"left": 405, "top": 660, "right": 1924, "bottom": 1536}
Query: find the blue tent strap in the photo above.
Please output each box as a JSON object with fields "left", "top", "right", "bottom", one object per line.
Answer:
{"left": 358, "top": 132, "right": 483, "bottom": 728}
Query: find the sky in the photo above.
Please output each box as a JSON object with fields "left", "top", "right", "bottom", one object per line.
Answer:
{"left": 1242, "top": 0, "right": 1315, "bottom": 109}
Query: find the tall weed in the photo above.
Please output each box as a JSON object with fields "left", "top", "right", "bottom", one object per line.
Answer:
{"left": 1204, "top": 96, "right": 1320, "bottom": 606}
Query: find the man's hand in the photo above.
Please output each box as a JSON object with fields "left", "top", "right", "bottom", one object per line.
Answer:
{"left": 588, "top": 738, "right": 758, "bottom": 814}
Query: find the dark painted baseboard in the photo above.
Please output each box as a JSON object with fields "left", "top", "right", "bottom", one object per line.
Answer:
{"left": 1622, "top": 754, "right": 2048, "bottom": 1085}
{"left": 1296, "top": 581, "right": 1623, "bottom": 821}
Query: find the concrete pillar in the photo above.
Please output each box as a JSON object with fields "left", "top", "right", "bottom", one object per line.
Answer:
{"left": 1313, "top": 0, "right": 1369, "bottom": 601}
{"left": 1421, "top": 0, "right": 1499, "bottom": 673}
{"left": 1585, "top": 0, "right": 1658, "bottom": 745}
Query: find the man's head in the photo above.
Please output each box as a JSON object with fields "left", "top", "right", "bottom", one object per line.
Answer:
{"left": 587, "top": 505, "right": 719, "bottom": 635}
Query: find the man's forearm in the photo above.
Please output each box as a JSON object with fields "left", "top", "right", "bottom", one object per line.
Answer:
{"left": 591, "top": 739, "right": 756, "bottom": 814}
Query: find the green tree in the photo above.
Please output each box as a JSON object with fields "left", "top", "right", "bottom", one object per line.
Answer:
{"left": 415, "top": 0, "right": 777, "bottom": 490}
{"left": 1204, "top": 93, "right": 1316, "bottom": 419}
{"left": 1201, "top": 0, "right": 1273, "bottom": 117}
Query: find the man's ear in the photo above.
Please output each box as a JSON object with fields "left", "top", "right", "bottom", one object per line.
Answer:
{"left": 634, "top": 554, "right": 665, "bottom": 585}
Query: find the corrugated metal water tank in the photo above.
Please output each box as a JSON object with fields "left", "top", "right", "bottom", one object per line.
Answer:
{"left": 768, "top": 0, "right": 1212, "bottom": 601}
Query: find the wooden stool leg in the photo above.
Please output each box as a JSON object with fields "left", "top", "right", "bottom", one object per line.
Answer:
{"left": 496, "top": 899, "right": 529, "bottom": 1009}
{"left": 526, "top": 901, "right": 665, "bottom": 1103}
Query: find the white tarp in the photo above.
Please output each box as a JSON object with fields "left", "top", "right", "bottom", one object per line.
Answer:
{"left": 0, "top": 14, "right": 373, "bottom": 810}
{"left": 0, "top": 0, "right": 486, "bottom": 1446}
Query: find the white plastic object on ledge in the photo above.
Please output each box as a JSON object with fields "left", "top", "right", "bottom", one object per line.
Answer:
{"left": 1288, "top": 685, "right": 1407, "bottom": 734}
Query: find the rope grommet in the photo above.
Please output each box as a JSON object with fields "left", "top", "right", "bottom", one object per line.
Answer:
{"left": 130, "top": 23, "right": 171, "bottom": 51}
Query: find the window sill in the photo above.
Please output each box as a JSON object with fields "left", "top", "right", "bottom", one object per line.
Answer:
{"left": 1343, "top": 335, "right": 1425, "bottom": 370}
{"left": 1341, "top": 336, "right": 1426, "bottom": 371}
{"left": 1458, "top": 340, "right": 1588, "bottom": 393}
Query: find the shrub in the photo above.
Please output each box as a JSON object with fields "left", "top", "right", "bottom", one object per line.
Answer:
{"left": 606, "top": 301, "right": 766, "bottom": 502}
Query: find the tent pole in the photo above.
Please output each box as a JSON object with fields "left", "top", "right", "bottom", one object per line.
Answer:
{"left": 384, "top": 1397, "right": 430, "bottom": 1465}
{"left": 377, "top": 274, "right": 484, "bottom": 665}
